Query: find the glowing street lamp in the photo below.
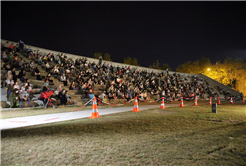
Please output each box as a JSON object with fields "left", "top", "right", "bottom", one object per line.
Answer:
{"left": 207, "top": 68, "right": 210, "bottom": 71}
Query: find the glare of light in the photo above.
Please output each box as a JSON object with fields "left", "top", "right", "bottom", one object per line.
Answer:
{"left": 207, "top": 68, "right": 210, "bottom": 71}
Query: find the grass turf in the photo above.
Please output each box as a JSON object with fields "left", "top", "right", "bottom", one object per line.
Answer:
{"left": 1, "top": 104, "right": 246, "bottom": 165}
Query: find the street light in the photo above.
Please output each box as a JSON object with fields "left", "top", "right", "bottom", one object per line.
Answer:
{"left": 207, "top": 68, "right": 210, "bottom": 71}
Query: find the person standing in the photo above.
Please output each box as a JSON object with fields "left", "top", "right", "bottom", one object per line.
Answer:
{"left": 5, "top": 80, "right": 14, "bottom": 98}
{"left": 99, "top": 56, "right": 103, "bottom": 65}
{"left": 8, "top": 89, "right": 20, "bottom": 108}
{"left": 19, "top": 40, "right": 25, "bottom": 53}
{"left": 12, "top": 68, "right": 17, "bottom": 83}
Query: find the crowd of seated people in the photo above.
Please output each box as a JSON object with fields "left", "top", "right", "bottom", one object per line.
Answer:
{"left": 23, "top": 47, "right": 234, "bottom": 102}
{"left": 1, "top": 40, "right": 240, "bottom": 108}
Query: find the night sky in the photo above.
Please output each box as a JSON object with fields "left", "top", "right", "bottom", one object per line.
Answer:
{"left": 1, "top": 2, "right": 246, "bottom": 70}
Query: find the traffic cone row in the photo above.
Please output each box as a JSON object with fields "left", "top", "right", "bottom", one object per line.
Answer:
{"left": 89, "top": 97, "right": 101, "bottom": 118}
{"left": 132, "top": 97, "right": 140, "bottom": 112}
{"left": 194, "top": 96, "right": 198, "bottom": 106}
{"left": 160, "top": 97, "right": 166, "bottom": 109}
{"left": 180, "top": 97, "right": 184, "bottom": 107}
{"left": 230, "top": 97, "right": 233, "bottom": 104}
{"left": 88, "top": 95, "right": 244, "bottom": 119}
{"left": 217, "top": 97, "right": 221, "bottom": 105}
{"left": 209, "top": 97, "right": 212, "bottom": 105}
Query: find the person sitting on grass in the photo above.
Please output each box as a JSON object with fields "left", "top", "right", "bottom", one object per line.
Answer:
{"left": 8, "top": 89, "right": 20, "bottom": 108}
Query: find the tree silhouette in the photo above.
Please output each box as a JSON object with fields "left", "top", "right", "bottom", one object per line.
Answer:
{"left": 103, "top": 53, "right": 112, "bottom": 61}
{"left": 94, "top": 52, "right": 102, "bottom": 59}
{"left": 123, "top": 57, "right": 139, "bottom": 66}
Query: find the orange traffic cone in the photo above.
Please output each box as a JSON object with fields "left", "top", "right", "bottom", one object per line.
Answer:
{"left": 230, "top": 97, "right": 233, "bottom": 104}
{"left": 209, "top": 97, "right": 212, "bottom": 105}
{"left": 160, "top": 97, "right": 166, "bottom": 109}
{"left": 242, "top": 97, "right": 245, "bottom": 104}
{"left": 194, "top": 96, "right": 198, "bottom": 106}
{"left": 89, "top": 97, "right": 101, "bottom": 118}
{"left": 132, "top": 96, "right": 140, "bottom": 112}
{"left": 217, "top": 97, "right": 221, "bottom": 105}
{"left": 179, "top": 97, "right": 184, "bottom": 107}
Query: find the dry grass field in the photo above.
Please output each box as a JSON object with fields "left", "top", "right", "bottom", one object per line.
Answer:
{"left": 1, "top": 104, "right": 246, "bottom": 165}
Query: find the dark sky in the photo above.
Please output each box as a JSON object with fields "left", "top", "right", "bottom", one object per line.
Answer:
{"left": 1, "top": 2, "right": 246, "bottom": 70}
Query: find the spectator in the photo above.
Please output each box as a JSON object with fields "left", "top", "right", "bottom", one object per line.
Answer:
{"left": 99, "top": 91, "right": 106, "bottom": 101}
{"left": 108, "top": 90, "right": 114, "bottom": 100}
{"left": 99, "top": 56, "right": 103, "bottom": 65}
{"left": 8, "top": 89, "right": 20, "bottom": 108}
{"left": 5, "top": 80, "right": 14, "bottom": 98}
{"left": 13, "top": 81, "right": 20, "bottom": 90}
{"left": 53, "top": 65, "right": 60, "bottom": 76}
{"left": 88, "top": 89, "right": 95, "bottom": 100}
{"left": 19, "top": 84, "right": 31, "bottom": 107}
{"left": 1, "top": 59, "right": 3, "bottom": 69}
{"left": 59, "top": 89, "right": 67, "bottom": 106}
{"left": 125, "top": 92, "right": 132, "bottom": 101}
{"left": 19, "top": 69, "right": 27, "bottom": 83}
{"left": 65, "top": 91, "right": 73, "bottom": 105}
{"left": 35, "top": 67, "right": 41, "bottom": 80}
{"left": 43, "top": 82, "right": 49, "bottom": 92}
{"left": 3, "top": 41, "right": 10, "bottom": 52}
{"left": 5, "top": 70, "right": 13, "bottom": 86}
{"left": 4, "top": 62, "right": 12, "bottom": 71}
{"left": 46, "top": 72, "right": 54, "bottom": 85}
{"left": 60, "top": 73, "right": 67, "bottom": 86}
{"left": 69, "top": 81, "right": 78, "bottom": 90}
{"left": 38, "top": 55, "right": 43, "bottom": 65}
{"left": 2, "top": 51, "right": 8, "bottom": 63}
{"left": 85, "top": 84, "right": 92, "bottom": 97}
{"left": 11, "top": 68, "right": 18, "bottom": 83}
{"left": 55, "top": 84, "right": 62, "bottom": 96}
{"left": 10, "top": 43, "right": 15, "bottom": 51}
{"left": 45, "top": 61, "right": 51, "bottom": 72}
{"left": 19, "top": 40, "right": 25, "bottom": 53}
{"left": 29, "top": 61, "right": 35, "bottom": 72}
